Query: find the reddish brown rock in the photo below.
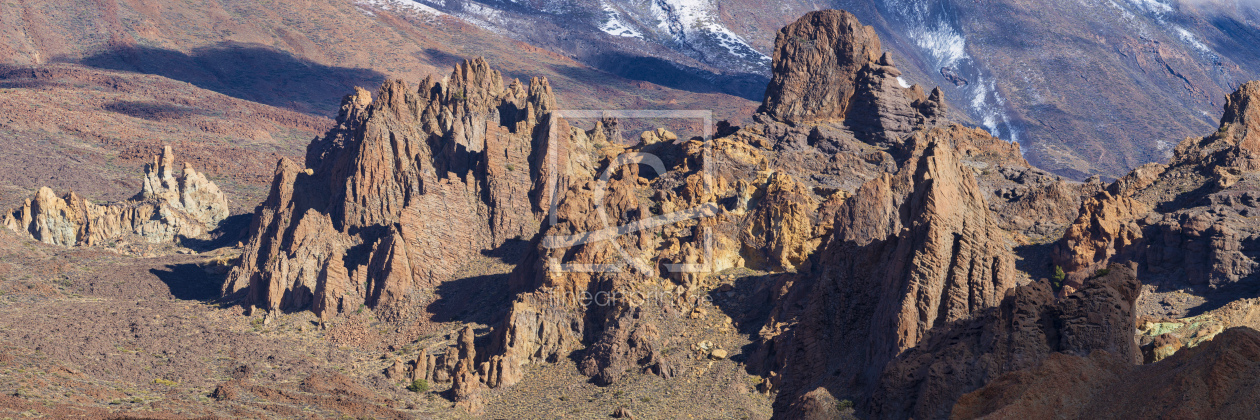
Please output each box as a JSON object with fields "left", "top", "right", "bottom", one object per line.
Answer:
{"left": 224, "top": 58, "right": 559, "bottom": 321}
{"left": 1052, "top": 81, "right": 1260, "bottom": 289}
{"left": 952, "top": 327, "right": 1260, "bottom": 419}
{"left": 761, "top": 10, "right": 946, "bottom": 148}
{"left": 760, "top": 10, "right": 882, "bottom": 125}
{"left": 753, "top": 125, "right": 1019, "bottom": 417}
{"left": 869, "top": 264, "right": 1141, "bottom": 420}
{"left": 578, "top": 308, "right": 675, "bottom": 386}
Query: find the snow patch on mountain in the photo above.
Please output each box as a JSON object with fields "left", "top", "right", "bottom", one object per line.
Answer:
{"left": 600, "top": 2, "right": 643, "bottom": 38}
{"left": 453, "top": 2, "right": 511, "bottom": 34}
{"left": 647, "top": 0, "right": 769, "bottom": 66}
{"left": 355, "top": 0, "right": 446, "bottom": 19}
{"left": 1126, "top": 0, "right": 1173, "bottom": 14}
{"left": 909, "top": 22, "right": 967, "bottom": 68}
{"left": 971, "top": 75, "right": 1020, "bottom": 144}
{"left": 1174, "top": 26, "right": 1211, "bottom": 53}
{"left": 880, "top": 0, "right": 1021, "bottom": 144}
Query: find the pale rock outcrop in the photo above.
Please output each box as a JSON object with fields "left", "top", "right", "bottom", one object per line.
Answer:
{"left": 738, "top": 172, "right": 817, "bottom": 272}
{"left": 2, "top": 147, "right": 228, "bottom": 248}
{"left": 138, "top": 145, "right": 230, "bottom": 227}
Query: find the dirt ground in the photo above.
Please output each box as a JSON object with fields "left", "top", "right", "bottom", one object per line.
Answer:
{"left": 0, "top": 226, "right": 776, "bottom": 419}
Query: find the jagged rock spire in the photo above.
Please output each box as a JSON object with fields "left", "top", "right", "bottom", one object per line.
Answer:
{"left": 224, "top": 57, "right": 566, "bottom": 322}
{"left": 1220, "top": 80, "right": 1260, "bottom": 151}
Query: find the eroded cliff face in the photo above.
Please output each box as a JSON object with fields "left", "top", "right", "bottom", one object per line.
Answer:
{"left": 870, "top": 264, "right": 1140, "bottom": 420}
{"left": 1053, "top": 81, "right": 1260, "bottom": 289}
{"left": 750, "top": 125, "right": 1019, "bottom": 417}
{"left": 222, "top": 57, "right": 567, "bottom": 322}
{"left": 1, "top": 146, "right": 228, "bottom": 249}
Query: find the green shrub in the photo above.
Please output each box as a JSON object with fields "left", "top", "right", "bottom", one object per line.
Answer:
{"left": 1051, "top": 266, "right": 1066, "bottom": 290}
{"left": 837, "top": 399, "right": 854, "bottom": 410}
{"left": 407, "top": 379, "right": 428, "bottom": 393}
{"left": 1094, "top": 268, "right": 1111, "bottom": 277}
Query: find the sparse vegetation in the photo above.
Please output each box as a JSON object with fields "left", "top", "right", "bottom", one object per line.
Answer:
{"left": 154, "top": 378, "right": 178, "bottom": 387}
{"left": 407, "top": 378, "right": 428, "bottom": 393}
{"left": 837, "top": 399, "right": 854, "bottom": 410}
{"left": 1051, "top": 266, "right": 1066, "bottom": 290}
{"left": 1094, "top": 268, "right": 1111, "bottom": 277}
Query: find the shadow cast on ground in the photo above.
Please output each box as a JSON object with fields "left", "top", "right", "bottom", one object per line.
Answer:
{"left": 77, "top": 43, "right": 386, "bottom": 116}
{"left": 150, "top": 263, "right": 224, "bottom": 301}
{"left": 558, "top": 52, "right": 769, "bottom": 101}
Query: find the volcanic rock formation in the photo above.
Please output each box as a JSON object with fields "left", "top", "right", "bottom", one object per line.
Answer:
{"left": 953, "top": 326, "right": 1260, "bottom": 419}
{"left": 760, "top": 10, "right": 946, "bottom": 146}
{"left": 870, "top": 264, "right": 1141, "bottom": 420}
{"left": 216, "top": 11, "right": 1108, "bottom": 417}
{"left": 760, "top": 9, "right": 884, "bottom": 125}
{"left": 751, "top": 125, "right": 1019, "bottom": 417}
{"left": 221, "top": 57, "right": 571, "bottom": 322}
{"left": 1, "top": 146, "right": 229, "bottom": 248}
{"left": 454, "top": 9, "right": 1089, "bottom": 404}
{"left": 1053, "top": 81, "right": 1260, "bottom": 289}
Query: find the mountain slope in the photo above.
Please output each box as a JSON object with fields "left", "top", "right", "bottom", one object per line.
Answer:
{"left": 400, "top": 0, "right": 1260, "bottom": 179}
